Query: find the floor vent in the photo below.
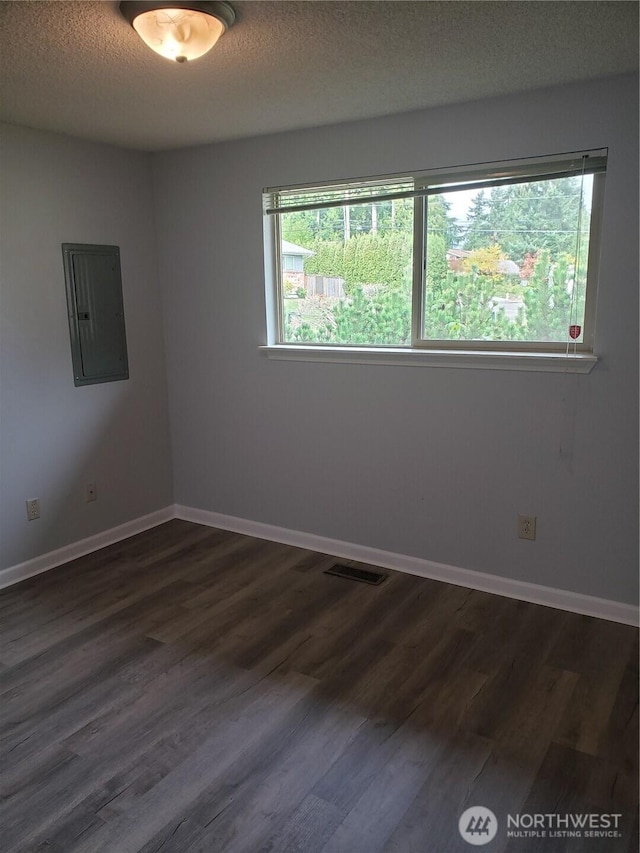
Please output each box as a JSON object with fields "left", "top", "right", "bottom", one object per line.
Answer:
{"left": 324, "top": 564, "right": 388, "bottom": 586}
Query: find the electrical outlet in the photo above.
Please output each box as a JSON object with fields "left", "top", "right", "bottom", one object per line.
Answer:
{"left": 518, "top": 514, "right": 536, "bottom": 541}
{"left": 86, "top": 483, "right": 97, "bottom": 502}
{"left": 26, "top": 498, "right": 40, "bottom": 521}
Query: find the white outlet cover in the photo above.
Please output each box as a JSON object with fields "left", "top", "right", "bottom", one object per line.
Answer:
{"left": 26, "top": 498, "right": 40, "bottom": 520}
{"left": 518, "top": 514, "right": 536, "bottom": 540}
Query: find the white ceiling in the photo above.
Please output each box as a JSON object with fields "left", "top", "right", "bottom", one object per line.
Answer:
{"left": 0, "top": 1, "right": 638, "bottom": 152}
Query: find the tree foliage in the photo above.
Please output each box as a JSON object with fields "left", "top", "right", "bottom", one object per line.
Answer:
{"left": 302, "top": 232, "right": 412, "bottom": 295}
{"left": 462, "top": 177, "right": 588, "bottom": 263}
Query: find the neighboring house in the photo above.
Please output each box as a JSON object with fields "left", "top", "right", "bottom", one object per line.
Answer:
{"left": 281, "top": 240, "right": 315, "bottom": 289}
{"left": 446, "top": 247, "right": 471, "bottom": 271}
{"left": 282, "top": 240, "right": 345, "bottom": 298}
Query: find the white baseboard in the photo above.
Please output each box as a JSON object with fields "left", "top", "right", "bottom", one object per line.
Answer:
{"left": 175, "top": 504, "right": 639, "bottom": 627}
{"left": 2, "top": 503, "right": 637, "bottom": 627}
{"left": 0, "top": 507, "right": 175, "bottom": 591}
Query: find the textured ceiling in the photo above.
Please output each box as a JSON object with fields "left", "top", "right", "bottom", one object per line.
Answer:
{"left": 0, "top": 1, "right": 638, "bottom": 151}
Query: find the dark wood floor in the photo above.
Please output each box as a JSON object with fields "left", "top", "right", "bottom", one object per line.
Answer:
{"left": 1, "top": 520, "right": 637, "bottom": 853}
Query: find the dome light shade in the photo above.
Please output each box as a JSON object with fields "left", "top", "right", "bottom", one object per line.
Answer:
{"left": 120, "top": 2, "right": 235, "bottom": 63}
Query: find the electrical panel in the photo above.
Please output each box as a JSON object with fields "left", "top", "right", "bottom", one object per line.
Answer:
{"left": 62, "top": 244, "right": 129, "bottom": 386}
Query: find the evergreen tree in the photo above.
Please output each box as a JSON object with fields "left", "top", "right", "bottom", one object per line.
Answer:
{"left": 523, "top": 251, "right": 578, "bottom": 341}
{"left": 425, "top": 194, "right": 460, "bottom": 250}
{"left": 461, "top": 190, "right": 491, "bottom": 251}
{"left": 289, "top": 285, "right": 411, "bottom": 346}
{"left": 303, "top": 232, "right": 413, "bottom": 295}
{"left": 462, "top": 176, "right": 590, "bottom": 265}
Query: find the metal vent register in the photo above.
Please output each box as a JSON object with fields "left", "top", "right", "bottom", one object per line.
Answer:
{"left": 324, "top": 564, "right": 388, "bottom": 586}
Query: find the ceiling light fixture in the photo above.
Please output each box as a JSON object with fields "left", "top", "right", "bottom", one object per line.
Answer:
{"left": 119, "top": 1, "right": 235, "bottom": 63}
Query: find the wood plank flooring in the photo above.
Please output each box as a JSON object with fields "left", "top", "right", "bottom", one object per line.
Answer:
{"left": 1, "top": 519, "right": 637, "bottom": 852}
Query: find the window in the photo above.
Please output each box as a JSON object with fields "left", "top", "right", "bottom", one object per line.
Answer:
{"left": 282, "top": 254, "right": 304, "bottom": 273}
{"left": 263, "top": 151, "right": 606, "bottom": 358}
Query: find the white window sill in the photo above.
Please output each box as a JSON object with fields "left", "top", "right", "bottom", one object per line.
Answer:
{"left": 259, "top": 345, "right": 598, "bottom": 373}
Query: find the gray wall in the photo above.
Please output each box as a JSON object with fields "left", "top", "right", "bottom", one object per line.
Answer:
{"left": 2, "top": 76, "right": 637, "bottom": 606}
{"left": 0, "top": 125, "right": 173, "bottom": 570}
{"left": 154, "top": 74, "right": 639, "bottom": 605}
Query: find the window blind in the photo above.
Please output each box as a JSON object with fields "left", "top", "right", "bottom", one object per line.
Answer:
{"left": 264, "top": 150, "right": 607, "bottom": 216}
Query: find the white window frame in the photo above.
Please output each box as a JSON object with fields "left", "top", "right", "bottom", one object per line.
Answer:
{"left": 262, "top": 151, "right": 606, "bottom": 373}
